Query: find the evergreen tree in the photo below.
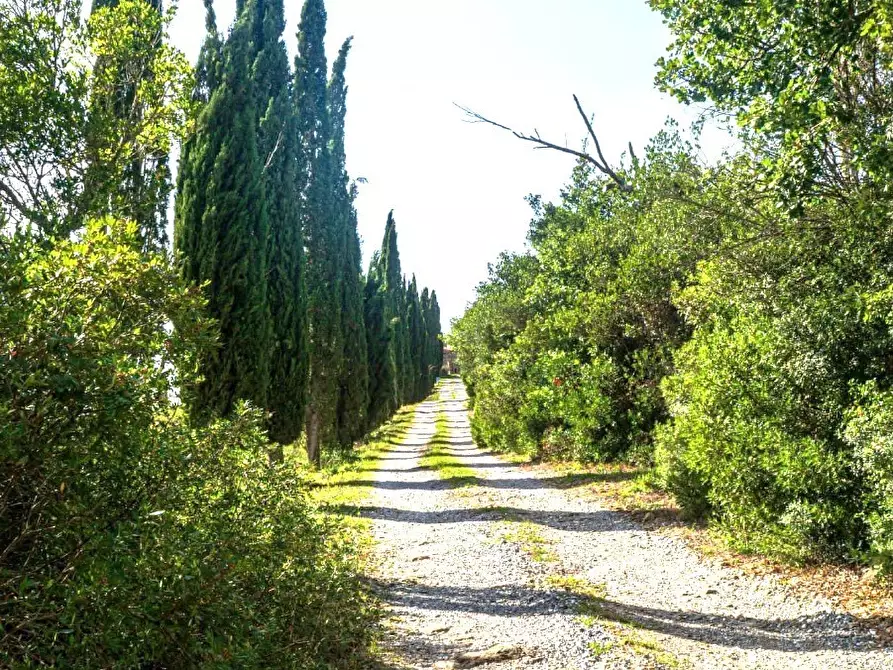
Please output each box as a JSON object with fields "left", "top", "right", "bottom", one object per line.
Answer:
{"left": 364, "top": 251, "right": 395, "bottom": 430}
{"left": 430, "top": 290, "right": 443, "bottom": 375}
{"left": 296, "top": 0, "right": 341, "bottom": 465}
{"left": 398, "top": 276, "right": 413, "bottom": 404}
{"left": 329, "top": 38, "right": 369, "bottom": 447}
{"left": 249, "top": 0, "right": 309, "bottom": 447}
{"left": 406, "top": 275, "right": 423, "bottom": 401}
{"left": 420, "top": 286, "right": 439, "bottom": 394}
{"left": 374, "top": 211, "right": 404, "bottom": 415}
{"left": 174, "top": 0, "right": 220, "bottom": 280}
{"left": 173, "top": 5, "right": 272, "bottom": 419}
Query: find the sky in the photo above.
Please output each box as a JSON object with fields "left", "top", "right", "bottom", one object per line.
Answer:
{"left": 169, "top": 1, "right": 732, "bottom": 330}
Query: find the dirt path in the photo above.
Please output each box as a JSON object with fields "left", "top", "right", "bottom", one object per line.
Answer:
{"left": 363, "top": 379, "right": 890, "bottom": 669}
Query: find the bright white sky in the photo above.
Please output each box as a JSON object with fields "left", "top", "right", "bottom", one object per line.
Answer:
{"left": 169, "top": 1, "right": 731, "bottom": 329}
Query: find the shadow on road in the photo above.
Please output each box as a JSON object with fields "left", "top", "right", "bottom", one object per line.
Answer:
{"left": 366, "top": 578, "right": 880, "bottom": 653}
{"left": 328, "top": 502, "right": 650, "bottom": 533}
{"left": 330, "top": 469, "right": 639, "bottom": 491}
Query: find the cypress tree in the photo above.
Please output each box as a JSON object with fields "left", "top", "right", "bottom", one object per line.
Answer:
{"left": 430, "top": 290, "right": 443, "bottom": 376}
{"left": 174, "top": 6, "right": 272, "bottom": 419}
{"left": 374, "top": 211, "right": 404, "bottom": 415}
{"left": 249, "top": 0, "right": 309, "bottom": 447}
{"left": 398, "top": 275, "right": 412, "bottom": 405}
{"left": 329, "top": 38, "right": 369, "bottom": 447}
{"left": 364, "top": 251, "right": 394, "bottom": 430}
{"left": 406, "top": 275, "right": 423, "bottom": 402}
{"left": 296, "top": 0, "right": 341, "bottom": 465}
{"left": 420, "top": 286, "right": 434, "bottom": 393}
{"left": 174, "top": 0, "right": 221, "bottom": 284}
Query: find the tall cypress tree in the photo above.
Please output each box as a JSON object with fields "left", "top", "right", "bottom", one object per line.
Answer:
{"left": 364, "top": 251, "right": 394, "bottom": 431}
{"left": 420, "top": 286, "right": 434, "bottom": 393}
{"left": 296, "top": 0, "right": 341, "bottom": 465}
{"left": 248, "top": 0, "right": 309, "bottom": 447}
{"left": 430, "top": 290, "right": 443, "bottom": 376}
{"left": 175, "top": 0, "right": 221, "bottom": 289}
{"left": 174, "top": 5, "right": 272, "bottom": 419}
{"left": 329, "top": 38, "right": 369, "bottom": 447}
{"left": 398, "top": 275, "right": 412, "bottom": 405}
{"left": 406, "top": 274, "right": 423, "bottom": 402}
{"left": 375, "top": 211, "right": 404, "bottom": 415}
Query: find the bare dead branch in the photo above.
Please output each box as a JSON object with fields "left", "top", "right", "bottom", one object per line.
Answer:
{"left": 262, "top": 129, "right": 284, "bottom": 174}
{"left": 0, "top": 179, "right": 49, "bottom": 229}
{"left": 455, "top": 97, "right": 632, "bottom": 192}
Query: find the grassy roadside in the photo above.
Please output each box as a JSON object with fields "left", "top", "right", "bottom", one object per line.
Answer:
{"left": 291, "top": 404, "right": 419, "bottom": 667}
{"left": 305, "top": 403, "right": 418, "bottom": 524}
{"left": 546, "top": 574, "right": 686, "bottom": 669}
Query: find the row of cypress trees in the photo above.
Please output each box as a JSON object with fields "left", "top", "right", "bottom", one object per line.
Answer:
{"left": 365, "top": 212, "right": 444, "bottom": 431}
{"left": 173, "top": 0, "right": 441, "bottom": 464}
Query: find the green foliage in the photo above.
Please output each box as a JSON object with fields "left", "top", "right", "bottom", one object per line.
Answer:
{"left": 86, "top": 0, "right": 183, "bottom": 250}
{"left": 249, "top": 0, "right": 310, "bottom": 447}
{"left": 1, "top": 1, "right": 437, "bottom": 666}
{"left": 370, "top": 212, "right": 404, "bottom": 418}
{"left": 420, "top": 287, "right": 442, "bottom": 394}
{"left": 454, "top": 137, "right": 714, "bottom": 464}
{"left": 845, "top": 383, "right": 893, "bottom": 572}
{"left": 364, "top": 252, "right": 395, "bottom": 431}
{"left": 656, "top": 311, "right": 858, "bottom": 559}
{"left": 651, "top": 0, "right": 893, "bottom": 210}
{"left": 456, "top": 0, "right": 893, "bottom": 570}
{"left": 406, "top": 275, "right": 424, "bottom": 401}
{"left": 174, "top": 9, "right": 273, "bottom": 421}
{"left": 297, "top": 0, "right": 341, "bottom": 465}
{"left": 1, "top": 221, "right": 378, "bottom": 667}
{"left": 331, "top": 39, "right": 370, "bottom": 448}
{"left": 648, "top": 0, "right": 893, "bottom": 566}
{"left": 0, "top": 0, "right": 191, "bottom": 240}
{"left": 364, "top": 214, "right": 440, "bottom": 431}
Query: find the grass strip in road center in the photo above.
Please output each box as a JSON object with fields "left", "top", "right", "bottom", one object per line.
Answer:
{"left": 496, "top": 520, "right": 559, "bottom": 563}
{"left": 546, "top": 575, "right": 685, "bottom": 669}
{"left": 419, "top": 408, "right": 478, "bottom": 486}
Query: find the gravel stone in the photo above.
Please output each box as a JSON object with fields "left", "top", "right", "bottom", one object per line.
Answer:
{"left": 366, "top": 379, "right": 892, "bottom": 669}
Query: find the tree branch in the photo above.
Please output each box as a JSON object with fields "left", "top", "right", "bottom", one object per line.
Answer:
{"left": 0, "top": 179, "right": 49, "bottom": 230}
{"left": 456, "top": 96, "right": 632, "bottom": 192}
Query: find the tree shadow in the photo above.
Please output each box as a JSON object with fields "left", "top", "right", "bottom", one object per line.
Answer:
{"left": 369, "top": 578, "right": 883, "bottom": 653}
{"left": 327, "top": 502, "right": 649, "bottom": 533}
{"left": 367, "top": 462, "right": 519, "bottom": 474}
{"left": 331, "top": 469, "right": 639, "bottom": 492}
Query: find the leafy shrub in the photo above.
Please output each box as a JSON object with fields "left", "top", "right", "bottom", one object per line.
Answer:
{"left": 844, "top": 383, "right": 893, "bottom": 573}
{"left": 453, "top": 139, "right": 710, "bottom": 465}
{"left": 1, "top": 221, "right": 377, "bottom": 667}
{"left": 656, "top": 312, "right": 859, "bottom": 561}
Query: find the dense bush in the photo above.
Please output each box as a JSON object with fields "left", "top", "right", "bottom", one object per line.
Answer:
{"left": 656, "top": 311, "right": 859, "bottom": 560}
{"left": 454, "top": 0, "right": 893, "bottom": 572}
{"left": 0, "top": 221, "right": 377, "bottom": 667}
{"left": 453, "top": 137, "right": 716, "bottom": 464}
{"left": 846, "top": 384, "right": 893, "bottom": 572}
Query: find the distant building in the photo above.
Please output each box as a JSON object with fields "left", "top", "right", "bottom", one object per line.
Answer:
{"left": 442, "top": 345, "right": 459, "bottom": 375}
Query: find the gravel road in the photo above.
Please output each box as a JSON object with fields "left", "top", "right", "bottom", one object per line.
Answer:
{"left": 363, "top": 378, "right": 891, "bottom": 669}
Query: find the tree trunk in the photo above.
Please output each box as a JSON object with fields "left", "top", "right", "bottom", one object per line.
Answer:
{"left": 306, "top": 407, "right": 321, "bottom": 468}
